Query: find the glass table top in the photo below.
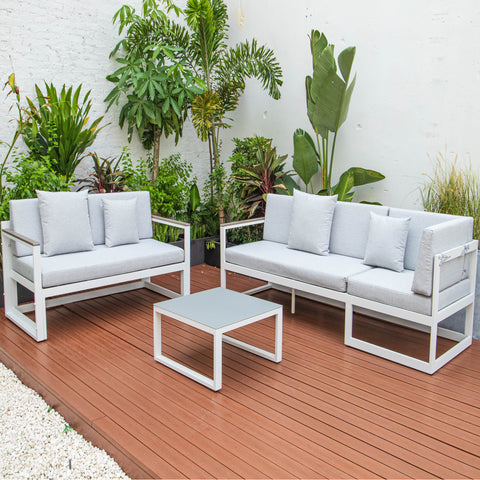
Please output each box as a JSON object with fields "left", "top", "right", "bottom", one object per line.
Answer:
{"left": 154, "top": 287, "right": 282, "bottom": 329}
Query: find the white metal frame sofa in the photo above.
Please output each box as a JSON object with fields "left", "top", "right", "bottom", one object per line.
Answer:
{"left": 1, "top": 190, "right": 190, "bottom": 342}
{"left": 220, "top": 191, "right": 477, "bottom": 374}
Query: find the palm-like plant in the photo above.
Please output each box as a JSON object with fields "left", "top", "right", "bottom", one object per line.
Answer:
{"left": 181, "top": 0, "right": 283, "bottom": 219}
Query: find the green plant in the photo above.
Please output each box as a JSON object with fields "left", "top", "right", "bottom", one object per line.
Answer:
{"left": 122, "top": 151, "right": 193, "bottom": 241}
{"left": 106, "top": 0, "right": 203, "bottom": 180}
{"left": 22, "top": 83, "right": 104, "bottom": 181}
{"left": 421, "top": 153, "right": 480, "bottom": 242}
{"left": 184, "top": 182, "right": 207, "bottom": 239}
{"left": 229, "top": 136, "right": 271, "bottom": 195}
{"left": 79, "top": 152, "right": 126, "bottom": 193}
{"left": 233, "top": 138, "right": 290, "bottom": 217}
{"left": 292, "top": 31, "right": 384, "bottom": 200}
{"left": 0, "top": 151, "right": 72, "bottom": 222}
{"left": 162, "top": 0, "right": 283, "bottom": 223}
{"left": 0, "top": 74, "right": 34, "bottom": 195}
{"left": 205, "top": 239, "right": 216, "bottom": 250}
{"left": 200, "top": 162, "right": 228, "bottom": 236}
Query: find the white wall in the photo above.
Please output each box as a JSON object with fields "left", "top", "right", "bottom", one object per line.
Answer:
{"left": 1, "top": 0, "right": 479, "bottom": 208}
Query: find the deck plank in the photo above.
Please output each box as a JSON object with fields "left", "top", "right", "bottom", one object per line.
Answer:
{"left": 1, "top": 265, "right": 480, "bottom": 479}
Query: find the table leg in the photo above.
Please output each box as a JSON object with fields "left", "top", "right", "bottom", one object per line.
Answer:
{"left": 153, "top": 309, "right": 222, "bottom": 391}
{"left": 153, "top": 308, "right": 162, "bottom": 358}
{"left": 274, "top": 310, "right": 283, "bottom": 362}
{"left": 213, "top": 332, "right": 223, "bottom": 391}
{"left": 222, "top": 307, "right": 283, "bottom": 363}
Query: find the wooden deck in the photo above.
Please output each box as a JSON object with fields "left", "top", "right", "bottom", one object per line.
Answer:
{"left": 1, "top": 265, "right": 480, "bottom": 479}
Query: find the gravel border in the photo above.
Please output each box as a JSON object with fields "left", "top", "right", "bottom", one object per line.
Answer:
{"left": 0, "top": 362, "right": 131, "bottom": 480}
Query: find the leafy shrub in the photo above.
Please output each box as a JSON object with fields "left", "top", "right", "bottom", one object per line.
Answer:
{"left": 122, "top": 151, "right": 194, "bottom": 241}
{"left": 78, "top": 151, "right": 126, "bottom": 193}
{"left": 225, "top": 136, "right": 285, "bottom": 244}
{"left": 22, "top": 83, "right": 104, "bottom": 181}
{"left": 0, "top": 151, "right": 72, "bottom": 222}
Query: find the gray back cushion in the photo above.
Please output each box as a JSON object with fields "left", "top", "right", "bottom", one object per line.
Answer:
{"left": 88, "top": 191, "right": 153, "bottom": 245}
{"left": 9, "top": 198, "right": 44, "bottom": 256}
{"left": 263, "top": 194, "right": 293, "bottom": 244}
{"left": 389, "top": 208, "right": 453, "bottom": 271}
{"left": 329, "top": 202, "right": 389, "bottom": 258}
{"left": 9, "top": 191, "right": 154, "bottom": 256}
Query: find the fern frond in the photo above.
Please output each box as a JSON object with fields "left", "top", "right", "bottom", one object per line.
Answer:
{"left": 217, "top": 39, "right": 283, "bottom": 99}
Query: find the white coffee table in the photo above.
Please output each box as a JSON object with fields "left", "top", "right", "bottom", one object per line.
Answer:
{"left": 153, "top": 287, "right": 283, "bottom": 391}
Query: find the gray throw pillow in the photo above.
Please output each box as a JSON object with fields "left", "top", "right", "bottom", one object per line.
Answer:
{"left": 36, "top": 190, "right": 94, "bottom": 256}
{"left": 287, "top": 190, "right": 337, "bottom": 255}
{"left": 103, "top": 197, "right": 139, "bottom": 247}
{"left": 363, "top": 212, "right": 411, "bottom": 272}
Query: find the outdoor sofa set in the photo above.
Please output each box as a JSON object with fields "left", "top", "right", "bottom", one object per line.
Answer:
{"left": 221, "top": 191, "right": 478, "bottom": 374}
{"left": 1, "top": 189, "right": 477, "bottom": 374}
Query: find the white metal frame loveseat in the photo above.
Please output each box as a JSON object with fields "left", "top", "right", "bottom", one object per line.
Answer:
{"left": 1, "top": 190, "right": 190, "bottom": 342}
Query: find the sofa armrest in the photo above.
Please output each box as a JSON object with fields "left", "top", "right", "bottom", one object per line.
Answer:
{"left": 2, "top": 228, "right": 40, "bottom": 248}
{"left": 412, "top": 217, "right": 474, "bottom": 296}
{"left": 2, "top": 225, "right": 43, "bottom": 295}
{"left": 220, "top": 217, "right": 265, "bottom": 231}
{"left": 431, "top": 239, "right": 478, "bottom": 312}
{"left": 436, "top": 239, "right": 478, "bottom": 265}
{"left": 152, "top": 215, "right": 190, "bottom": 229}
{"left": 151, "top": 216, "right": 190, "bottom": 266}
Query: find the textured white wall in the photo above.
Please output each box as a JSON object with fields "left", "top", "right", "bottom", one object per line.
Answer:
{"left": 1, "top": 0, "right": 479, "bottom": 207}
{"left": 225, "top": 0, "right": 480, "bottom": 207}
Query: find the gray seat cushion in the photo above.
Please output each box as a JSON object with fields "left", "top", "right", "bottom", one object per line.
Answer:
{"left": 226, "top": 240, "right": 372, "bottom": 292}
{"left": 12, "top": 239, "right": 184, "bottom": 288}
{"left": 347, "top": 268, "right": 471, "bottom": 315}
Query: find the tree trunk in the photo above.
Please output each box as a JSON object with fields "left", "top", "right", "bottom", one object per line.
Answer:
{"left": 152, "top": 129, "right": 161, "bottom": 182}
{"left": 208, "top": 132, "right": 214, "bottom": 202}
{"left": 210, "top": 127, "right": 225, "bottom": 225}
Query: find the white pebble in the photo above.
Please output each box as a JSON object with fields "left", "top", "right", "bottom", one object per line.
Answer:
{"left": 0, "top": 362, "right": 130, "bottom": 480}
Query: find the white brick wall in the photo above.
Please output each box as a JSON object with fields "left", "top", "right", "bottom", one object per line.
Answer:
{"left": 1, "top": 0, "right": 480, "bottom": 207}
{"left": 0, "top": 0, "right": 209, "bottom": 183}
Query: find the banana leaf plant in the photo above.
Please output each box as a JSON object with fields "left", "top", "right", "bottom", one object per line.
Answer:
{"left": 292, "top": 31, "right": 384, "bottom": 201}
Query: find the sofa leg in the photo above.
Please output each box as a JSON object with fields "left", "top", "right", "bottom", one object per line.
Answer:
{"left": 344, "top": 302, "right": 353, "bottom": 345}
{"left": 291, "top": 289, "right": 296, "bottom": 314}
{"left": 220, "top": 267, "right": 226, "bottom": 289}
{"left": 428, "top": 323, "right": 438, "bottom": 366}
{"left": 4, "top": 285, "right": 47, "bottom": 342}
{"left": 3, "top": 271, "right": 18, "bottom": 312}
{"left": 181, "top": 268, "right": 190, "bottom": 296}
{"left": 34, "top": 294, "right": 47, "bottom": 342}
{"left": 465, "top": 302, "right": 474, "bottom": 337}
